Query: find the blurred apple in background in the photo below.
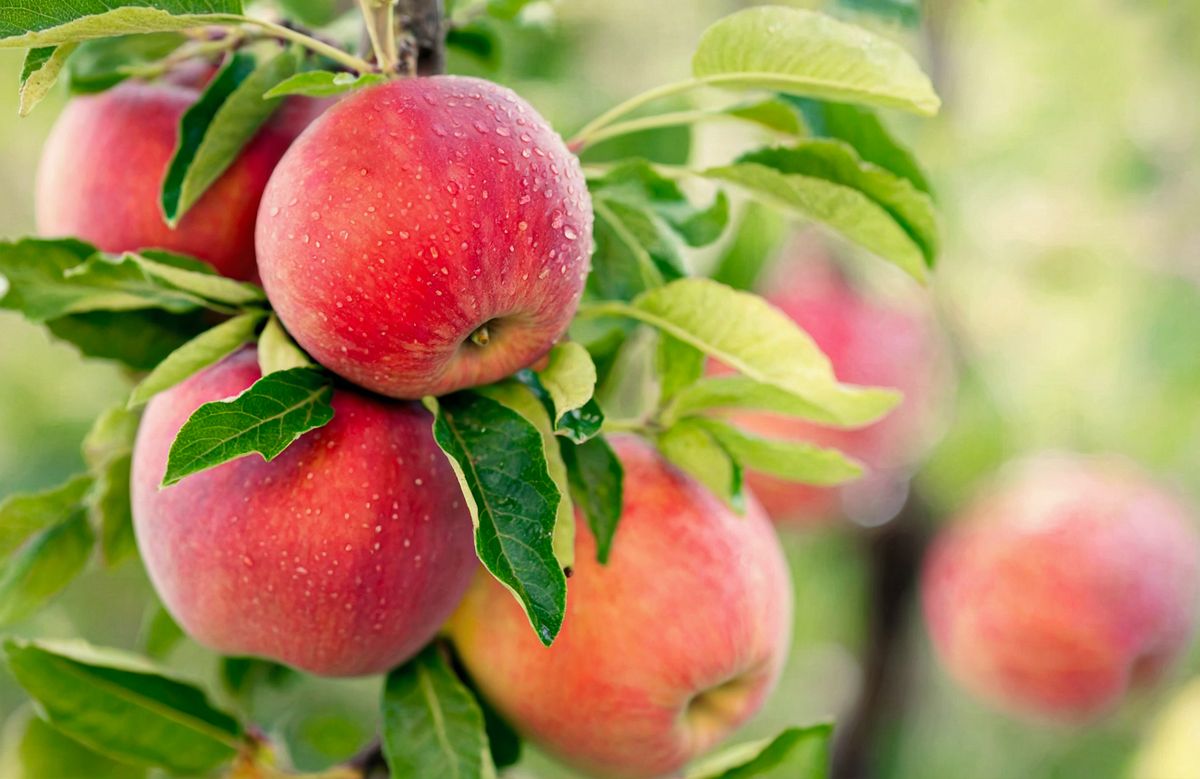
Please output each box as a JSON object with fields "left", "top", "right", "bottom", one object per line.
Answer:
{"left": 722, "top": 243, "right": 950, "bottom": 526}
{"left": 922, "top": 454, "right": 1200, "bottom": 720}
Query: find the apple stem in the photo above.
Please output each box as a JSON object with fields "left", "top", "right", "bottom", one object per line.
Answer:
{"left": 469, "top": 325, "right": 491, "bottom": 347}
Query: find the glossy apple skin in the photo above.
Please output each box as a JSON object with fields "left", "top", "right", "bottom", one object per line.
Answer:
{"left": 256, "top": 76, "right": 592, "bottom": 399}
{"left": 131, "top": 348, "right": 475, "bottom": 677}
{"left": 922, "top": 455, "right": 1200, "bottom": 720}
{"left": 37, "top": 80, "right": 321, "bottom": 280}
{"left": 449, "top": 437, "right": 792, "bottom": 779}
{"left": 727, "top": 257, "right": 946, "bottom": 525}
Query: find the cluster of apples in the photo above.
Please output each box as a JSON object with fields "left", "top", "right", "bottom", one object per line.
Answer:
{"left": 36, "top": 66, "right": 792, "bottom": 778}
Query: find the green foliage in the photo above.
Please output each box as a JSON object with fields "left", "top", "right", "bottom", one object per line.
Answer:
{"left": 431, "top": 392, "right": 566, "bottom": 646}
{"left": 590, "top": 160, "right": 730, "bottom": 247}
{"left": 691, "top": 6, "right": 939, "bottom": 115}
{"left": 161, "top": 47, "right": 300, "bottom": 225}
{"left": 585, "top": 278, "right": 900, "bottom": 426}
{"left": 558, "top": 435, "right": 623, "bottom": 564}
{"left": 129, "top": 312, "right": 264, "bottom": 407}
{"left": 263, "top": 69, "right": 387, "bottom": 98}
{"left": 704, "top": 143, "right": 935, "bottom": 280}
{"left": 162, "top": 367, "right": 333, "bottom": 486}
{"left": 709, "top": 203, "right": 788, "bottom": 292}
{"left": 515, "top": 342, "right": 602, "bottom": 443}
{"left": 656, "top": 417, "right": 745, "bottom": 511}
{"left": 589, "top": 198, "right": 685, "bottom": 301}
{"left": 3, "top": 639, "right": 244, "bottom": 774}
{"left": 0, "top": 476, "right": 94, "bottom": 625}
{"left": 138, "top": 604, "right": 183, "bottom": 660}
{"left": 686, "top": 723, "right": 834, "bottom": 778}
{"left": 65, "top": 32, "right": 187, "bottom": 93}
{"left": 0, "top": 1, "right": 244, "bottom": 48}
{"left": 793, "top": 97, "right": 932, "bottom": 194}
{"left": 382, "top": 644, "right": 494, "bottom": 779}
{"left": 257, "top": 314, "right": 313, "bottom": 375}
{"left": 690, "top": 417, "right": 863, "bottom": 485}
{"left": 18, "top": 44, "right": 76, "bottom": 115}
{"left": 81, "top": 405, "right": 141, "bottom": 566}
{"left": 2, "top": 710, "right": 146, "bottom": 779}
{"left": 219, "top": 656, "right": 298, "bottom": 700}
{"left": 45, "top": 308, "right": 212, "bottom": 371}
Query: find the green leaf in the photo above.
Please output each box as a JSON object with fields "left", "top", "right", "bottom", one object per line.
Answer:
{"left": 691, "top": 6, "right": 940, "bottom": 116}
{"left": 0, "top": 512, "right": 93, "bottom": 626}
{"left": 46, "top": 308, "right": 211, "bottom": 370}
{"left": 686, "top": 723, "right": 834, "bottom": 778}
{"left": 558, "top": 436, "right": 623, "bottom": 564}
{"left": 19, "top": 43, "right": 76, "bottom": 116}
{"left": 478, "top": 382, "right": 575, "bottom": 571}
{"left": 81, "top": 405, "right": 140, "bottom": 566}
{"left": 382, "top": 644, "right": 495, "bottom": 779}
{"left": 839, "top": 0, "right": 920, "bottom": 27}
{"left": 725, "top": 97, "right": 805, "bottom": 135}
{"left": 263, "top": 69, "right": 386, "bottom": 98}
{"left": 162, "top": 48, "right": 299, "bottom": 226}
{"left": 162, "top": 367, "right": 335, "bottom": 486}
{"left": 703, "top": 152, "right": 933, "bottom": 281}
{"left": 65, "top": 32, "right": 187, "bottom": 94}
{"left": 792, "top": 97, "right": 931, "bottom": 194}
{"left": 0, "top": 237, "right": 112, "bottom": 321}
{"left": 446, "top": 24, "right": 500, "bottom": 70}
{"left": 2, "top": 709, "right": 146, "bottom": 779}
{"left": 3, "top": 639, "right": 244, "bottom": 774}
{"left": 589, "top": 198, "right": 684, "bottom": 301}
{"left": 586, "top": 278, "right": 900, "bottom": 427}
{"left": 580, "top": 122, "right": 692, "bottom": 167}
{"left": 590, "top": 160, "right": 729, "bottom": 247}
{"left": 219, "top": 657, "right": 297, "bottom": 700}
{"left": 123, "top": 250, "right": 266, "bottom": 307}
{"left": 485, "top": 0, "right": 539, "bottom": 21}
{"left": 710, "top": 202, "right": 788, "bottom": 291}
{"left": 737, "top": 141, "right": 938, "bottom": 265}
{"left": 257, "top": 314, "right": 313, "bottom": 375}
{"left": 59, "top": 253, "right": 214, "bottom": 314}
{"left": 450, "top": 655, "right": 522, "bottom": 770}
{"left": 0, "top": 1, "right": 245, "bottom": 49}
{"left": 656, "top": 418, "right": 744, "bottom": 512}
{"left": 691, "top": 417, "right": 863, "bottom": 485}
{"left": 130, "top": 312, "right": 264, "bottom": 407}
{"left": 515, "top": 342, "right": 601, "bottom": 442}
{"left": 139, "top": 603, "right": 184, "bottom": 660}
{"left": 430, "top": 393, "right": 566, "bottom": 646}
{"left": 0, "top": 476, "right": 92, "bottom": 559}
{"left": 657, "top": 332, "right": 705, "bottom": 404}
{"left": 275, "top": 0, "right": 340, "bottom": 26}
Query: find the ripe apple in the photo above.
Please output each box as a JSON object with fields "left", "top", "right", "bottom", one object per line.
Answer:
{"left": 256, "top": 76, "right": 592, "bottom": 399}
{"left": 449, "top": 436, "right": 792, "bottom": 779}
{"left": 922, "top": 454, "right": 1200, "bottom": 719}
{"left": 37, "top": 78, "right": 322, "bottom": 281}
{"left": 130, "top": 348, "right": 475, "bottom": 676}
{"left": 723, "top": 253, "right": 947, "bottom": 525}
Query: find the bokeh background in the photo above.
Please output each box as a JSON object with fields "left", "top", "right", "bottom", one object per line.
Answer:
{"left": 2, "top": 0, "right": 1200, "bottom": 777}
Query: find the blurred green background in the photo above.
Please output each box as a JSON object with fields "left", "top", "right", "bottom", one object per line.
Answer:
{"left": 2, "top": 1, "right": 1200, "bottom": 777}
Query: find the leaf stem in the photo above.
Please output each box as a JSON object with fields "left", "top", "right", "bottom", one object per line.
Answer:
{"left": 573, "top": 108, "right": 722, "bottom": 151}
{"left": 569, "top": 78, "right": 705, "bottom": 150}
{"left": 357, "top": 0, "right": 399, "bottom": 72}
{"left": 214, "top": 15, "right": 376, "bottom": 74}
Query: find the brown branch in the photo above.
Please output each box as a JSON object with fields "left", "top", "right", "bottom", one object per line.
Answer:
{"left": 396, "top": 0, "right": 446, "bottom": 76}
{"left": 831, "top": 489, "right": 933, "bottom": 779}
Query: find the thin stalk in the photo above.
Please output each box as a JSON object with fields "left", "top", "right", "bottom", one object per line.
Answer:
{"left": 213, "top": 15, "right": 376, "bottom": 73}
{"left": 573, "top": 109, "right": 723, "bottom": 151}
{"left": 569, "top": 78, "right": 705, "bottom": 149}
{"left": 356, "top": 0, "right": 399, "bottom": 71}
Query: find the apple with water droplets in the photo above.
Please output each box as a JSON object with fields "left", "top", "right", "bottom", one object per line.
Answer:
{"left": 922, "top": 454, "right": 1200, "bottom": 720}
{"left": 130, "top": 348, "right": 476, "bottom": 676}
{"left": 256, "top": 76, "right": 592, "bottom": 398}
{"left": 449, "top": 437, "right": 792, "bottom": 779}
{"left": 37, "top": 76, "right": 323, "bottom": 281}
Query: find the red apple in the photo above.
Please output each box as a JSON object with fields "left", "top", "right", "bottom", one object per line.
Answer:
{"left": 449, "top": 437, "right": 792, "bottom": 779}
{"left": 130, "top": 348, "right": 475, "bottom": 676}
{"left": 922, "top": 454, "right": 1200, "bottom": 719}
{"left": 724, "top": 252, "right": 947, "bottom": 525}
{"left": 255, "top": 76, "right": 591, "bottom": 399}
{"left": 36, "top": 78, "right": 322, "bottom": 281}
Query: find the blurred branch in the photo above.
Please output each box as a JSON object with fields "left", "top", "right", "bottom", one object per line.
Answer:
{"left": 831, "top": 490, "right": 933, "bottom": 779}
{"left": 396, "top": 0, "right": 446, "bottom": 75}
